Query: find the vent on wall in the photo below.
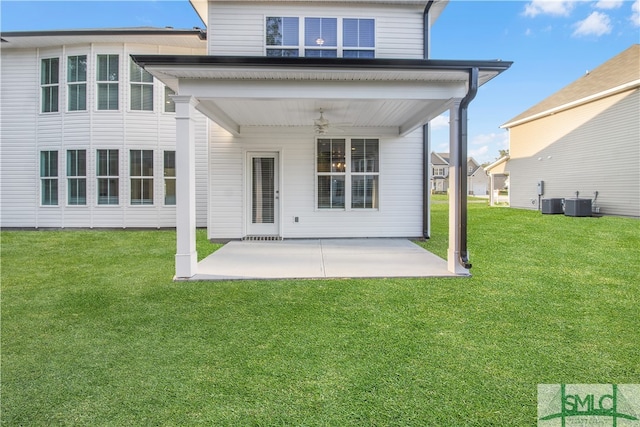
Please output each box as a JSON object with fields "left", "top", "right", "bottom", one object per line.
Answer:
{"left": 242, "top": 236, "right": 282, "bottom": 241}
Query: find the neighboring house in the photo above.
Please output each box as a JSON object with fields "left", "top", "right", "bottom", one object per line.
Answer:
{"left": 484, "top": 155, "right": 509, "bottom": 206}
{"left": 501, "top": 44, "right": 639, "bottom": 217}
{"left": 431, "top": 152, "right": 449, "bottom": 193}
{"left": 1, "top": 0, "right": 512, "bottom": 278}
{"left": 0, "top": 28, "right": 209, "bottom": 228}
{"left": 430, "top": 152, "right": 488, "bottom": 195}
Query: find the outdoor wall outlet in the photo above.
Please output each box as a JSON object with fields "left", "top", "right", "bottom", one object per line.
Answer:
{"left": 294, "top": 216, "right": 299, "bottom": 223}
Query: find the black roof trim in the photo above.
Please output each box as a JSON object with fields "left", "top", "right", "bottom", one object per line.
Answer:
{"left": 0, "top": 28, "right": 207, "bottom": 40}
{"left": 131, "top": 55, "right": 512, "bottom": 72}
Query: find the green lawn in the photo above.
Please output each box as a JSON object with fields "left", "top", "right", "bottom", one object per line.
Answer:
{"left": 2, "top": 202, "right": 638, "bottom": 426}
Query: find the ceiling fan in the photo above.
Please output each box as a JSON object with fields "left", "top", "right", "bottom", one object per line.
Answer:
{"left": 314, "top": 108, "right": 350, "bottom": 134}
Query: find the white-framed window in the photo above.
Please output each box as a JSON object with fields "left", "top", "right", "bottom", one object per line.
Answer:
{"left": 97, "top": 149, "right": 119, "bottom": 205}
{"left": 96, "top": 54, "right": 119, "bottom": 110}
{"left": 164, "top": 86, "right": 176, "bottom": 113}
{"left": 266, "top": 17, "right": 300, "bottom": 57}
{"left": 164, "top": 151, "right": 176, "bottom": 205}
{"left": 316, "top": 138, "right": 380, "bottom": 210}
{"left": 40, "top": 150, "right": 58, "bottom": 205}
{"left": 130, "top": 150, "right": 153, "bottom": 205}
{"left": 317, "top": 138, "right": 346, "bottom": 209}
{"left": 67, "top": 55, "right": 87, "bottom": 111}
{"left": 130, "top": 59, "right": 153, "bottom": 111}
{"left": 343, "top": 18, "right": 375, "bottom": 58}
{"left": 433, "top": 167, "right": 445, "bottom": 176}
{"left": 67, "top": 149, "right": 86, "bottom": 205}
{"left": 305, "top": 17, "right": 337, "bottom": 58}
{"left": 41, "top": 58, "right": 59, "bottom": 113}
{"left": 265, "top": 17, "right": 375, "bottom": 58}
{"left": 350, "top": 139, "right": 379, "bottom": 209}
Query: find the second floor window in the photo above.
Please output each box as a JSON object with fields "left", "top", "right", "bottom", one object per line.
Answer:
{"left": 164, "top": 86, "right": 176, "bottom": 113}
{"left": 97, "top": 54, "right": 119, "bottom": 110}
{"left": 266, "top": 17, "right": 299, "bottom": 57}
{"left": 130, "top": 59, "right": 154, "bottom": 111}
{"left": 266, "top": 17, "right": 375, "bottom": 58}
{"left": 68, "top": 55, "right": 87, "bottom": 111}
{"left": 41, "top": 58, "right": 59, "bottom": 113}
{"left": 305, "top": 17, "right": 337, "bottom": 58}
{"left": 343, "top": 19, "right": 375, "bottom": 58}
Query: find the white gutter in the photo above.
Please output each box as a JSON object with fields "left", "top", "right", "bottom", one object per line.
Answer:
{"left": 501, "top": 79, "right": 640, "bottom": 129}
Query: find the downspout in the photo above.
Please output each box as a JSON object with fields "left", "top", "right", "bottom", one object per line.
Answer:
{"left": 456, "top": 67, "right": 478, "bottom": 269}
{"left": 422, "top": 0, "right": 434, "bottom": 238}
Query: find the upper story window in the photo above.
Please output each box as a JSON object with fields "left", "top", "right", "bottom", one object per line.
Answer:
{"left": 41, "top": 58, "right": 59, "bottom": 113}
{"left": 164, "top": 86, "right": 176, "bottom": 113}
{"left": 266, "top": 17, "right": 299, "bottom": 57}
{"left": 305, "top": 17, "right": 337, "bottom": 58}
{"left": 97, "top": 54, "right": 119, "bottom": 110}
{"left": 265, "top": 17, "right": 375, "bottom": 58}
{"left": 67, "top": 55, "right": 87, "bottom": 111}
{"left": 130, "top": 59, "right": 154, "bottom": 111}
{"left": 343, "top": 19, "right": 375, "bottom": 58}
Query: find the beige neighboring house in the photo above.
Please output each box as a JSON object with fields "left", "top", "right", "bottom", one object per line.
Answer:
{"left": 501, "top": 44, "right": 639, "bottom": 217}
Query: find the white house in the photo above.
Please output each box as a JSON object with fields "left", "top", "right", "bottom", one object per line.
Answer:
{"left": 1, "top": 0, "right": 512, "bottom": 278}
{"left": 0, "top": 28, "right": 209, "bottom": 228}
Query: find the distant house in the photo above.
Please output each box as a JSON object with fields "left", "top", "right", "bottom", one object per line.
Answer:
{"left": 501, "top": 44, "right": 639, "bottom": 217}
{"left": 484, "top": 155, "right": 509, "bottom": 206}
{"left": 430, "top": 152, "right": 488, "bottom": 195}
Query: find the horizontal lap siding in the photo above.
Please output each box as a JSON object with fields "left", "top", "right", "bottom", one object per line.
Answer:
{"left": 209, "top": 128, "right": 424, "bottom": 239}
{"left": 507, "top": 90, "right": 640, "bottom": 217}
{"left": 1, "top": 43, "right": 208, "bottom": 228}
{"left": 208, "top": 2, "right": 424, "bottom": 58}
{"left": 1, "top": 49, "right": 38, "bottom": 227}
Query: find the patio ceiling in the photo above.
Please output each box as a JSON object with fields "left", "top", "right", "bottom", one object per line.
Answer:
{"left": 134, "top": 55, "right": 512, "bottom": 136}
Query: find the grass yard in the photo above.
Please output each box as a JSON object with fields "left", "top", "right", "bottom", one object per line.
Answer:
{"left": 1, "top": 201, "right": 638, "bottom": 426}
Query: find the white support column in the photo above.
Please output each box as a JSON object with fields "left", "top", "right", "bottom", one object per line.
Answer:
{"left": 173, "top": 95, "right": 199, "bottom": 279}
{"left": 447, "top": 101, "right": 469, "bottom": 275}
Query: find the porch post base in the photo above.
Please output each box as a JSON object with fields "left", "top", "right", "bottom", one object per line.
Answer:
{"left": 448, "top": 249, "right": 471, "bottom": 276}
{"left": 175, "top": 252, "right": 198, "bottom": 279}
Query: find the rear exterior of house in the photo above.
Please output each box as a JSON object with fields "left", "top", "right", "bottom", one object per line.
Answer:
{"left": 502, "top": 44, "right": 639, "bottom": 217}
{"left": 2, "top": 0, "right": 512, "bottom": 277}
{"left": 200, "top": 1, "right": 440, "bottom": 240}
{"left": 0, "top": 29, "right": 209, "bottom": 228}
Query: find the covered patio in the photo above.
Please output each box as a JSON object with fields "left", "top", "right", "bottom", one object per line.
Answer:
{"left": 132, "top": 56, "right": 512, "bottom": 280}
{"left": 187, "top": 238, "right": 456, "bottom": 281}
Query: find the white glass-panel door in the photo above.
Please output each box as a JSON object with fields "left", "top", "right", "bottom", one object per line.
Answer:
{"left": 247, "top": 152, "right": 279, "bottom": 236}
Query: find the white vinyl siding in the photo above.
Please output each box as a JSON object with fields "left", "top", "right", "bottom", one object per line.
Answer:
{"left": 2, "top": 42, "right": 208, "bottom": 229}
{"left": 209, "top": 3, "right": 423, "bottom": 59}
{"left": 208, "top": 126, "right": 423, "bottom": 240}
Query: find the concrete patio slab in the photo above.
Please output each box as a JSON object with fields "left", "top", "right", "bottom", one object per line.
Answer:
{"left": 189, "top": 238, "right": 460, "bottom": 280}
